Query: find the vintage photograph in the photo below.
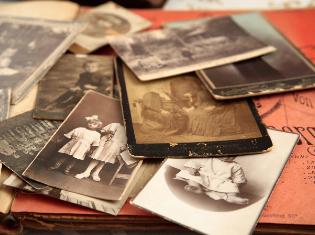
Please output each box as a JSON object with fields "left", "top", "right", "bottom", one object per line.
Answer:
{"left": 197, "top": 13, "right": 315, "bottom": 99}
{"left": 117, "top": 60, "right": 272, "bottom": 157}
{"left": 132, "top": 129, "right": 299, "bottom": 235}
{"left": 0, "top": 112, "right": 60, "bottom": 189}
{"left": 0, "top": 88, "right": 10, "bottom": 121}
{"left": 33, "top": 54, "right": 114, "bottom": 120}
{"left": 24, "top": 91, "right": 141, "bottom": 201}
{"left": 0, "top": 17, "right": 83, "bottom": 104}
{"left": 4, "top": 171, "right": 139, "bottom": 215}
{"left": 110, "top": 15, "right": 275, "bottom": 81}
{"left": 71, "top": 2, "right": 151, "bottom": 53}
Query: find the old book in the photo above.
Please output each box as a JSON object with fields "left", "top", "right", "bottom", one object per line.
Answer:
{"left": 33, "top": 54, "right": 114, "bottom": 121}
{"left": 24, "top": 91, "right": 142, "bottom": 201}
{"left": 110, "top": 14, "right": 275, "bottom": 81}
{"left": 0, "top": 88, "right": 10, "bottom": 121}
{"left": 0, "top": 1, "right": 79, "bottom": 21}
{"left": 70, "top": 1, "right": 151, "bottom": 54}
{"left": 195, "top": 13, "right": 315, "bottom": 99}
{"left": 116, "top": 58, "right": 272, "bottom": 157}
{"left": 0, "top": 16, "right": 83, "bottom": 104}
{"left": 132, "top": 129, "right": 299, "bottom": 235}
{"left": 0, "top": 112, "right": 60, "bottom": 189}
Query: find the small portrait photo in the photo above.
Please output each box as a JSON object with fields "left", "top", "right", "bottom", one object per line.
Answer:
{"left": 24, "top": 92, "right": 141, "bottom": 201}
{"left": 34, "top": 54, "right": 114, "bottom": 120}
{"left": 80, "top": 12, "right": 131, "bottom": 38}
{"left": 132, "top": 130, "right": 299, "bottom": 235}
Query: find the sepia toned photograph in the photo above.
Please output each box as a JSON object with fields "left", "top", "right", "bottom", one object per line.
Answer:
{"left": 33, "top": 54, "right": 114, "bottom": 120}
{"left": 0, "top": 112, "right": 60, "bottom": 189}
{"left": 4, "top": 171, "right": 139, "bottom": 215}
{"left": 110, "top": 15, "right": 275, "bottom": 81}
{"left": 0, "top": 17, "right": 83, "bottom": 104}
{"left": 117, "top": 59, "right": 272, "bottom": 157}
{"left": 197, "top": 13, "right": 315, "bottom": 99}
{"left": 132, "top": 129, "right": 299, "bottom": 235}
{"left": 71, "top": 1, "right": 151, "bottom": 53}
{"left": 24, "top": 91, "right": 141, "bottom": 201}
{"left": 0, "top": 88, "right": 10, "bottom": 121}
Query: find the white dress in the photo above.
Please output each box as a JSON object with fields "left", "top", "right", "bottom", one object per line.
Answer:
{"left": 90, "top": 123, "right": 127, "bottom": 163}
{"left": 58, "top": 127, "right": 100, "bottom": 160}
{"left": 199, "top": 158, "right": 246, "bottom": 193}
{"left": 175, "top": 159, "right": 246, "bottom": 194}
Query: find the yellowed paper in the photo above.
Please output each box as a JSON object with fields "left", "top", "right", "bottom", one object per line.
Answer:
{"left": 0, "top": 1, "right": 79, "bottom": 21}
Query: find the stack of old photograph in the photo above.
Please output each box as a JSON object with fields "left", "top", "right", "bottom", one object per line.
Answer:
{"left": 0, "top": 2, "right": 314, "bottom": 235}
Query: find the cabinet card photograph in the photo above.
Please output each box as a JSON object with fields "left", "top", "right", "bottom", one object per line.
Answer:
{"left": 0, "top": 112, "right": 60, "bottom": 189}
{"left": 0, "top": 16, "right": 84, "bottom": 104}
{"left": 110, "top": 15, "right": 275, "bottom": 81}
{"left": 24, "top": 91, "right": 142, "bottom": 201}
{"left": 70, "top": 1, "right": 151, "bottom": 54}
{"left": 196, "top": 13, "right": 315, "bottom": 99}
{"left": 132, "top": 129, "right": 299, "bottom": 235}
{"left": 33, "top": 54, "right": 114, "bottom": 121}
{"left": 116, "top": 59, "right": 272, "bottom": 157}
{"left": 0, "top": 88, "right": 10, "bottom": 121}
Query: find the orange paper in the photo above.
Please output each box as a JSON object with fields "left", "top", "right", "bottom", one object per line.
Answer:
{"left": 256, "top": 90, "right": 315, "bottom": 224}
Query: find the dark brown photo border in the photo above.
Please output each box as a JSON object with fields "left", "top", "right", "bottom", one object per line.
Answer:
{"left": 115, "top": 58, "right": 272, "bottom": 158}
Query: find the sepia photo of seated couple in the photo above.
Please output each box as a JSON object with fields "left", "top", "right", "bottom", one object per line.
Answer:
{"left": 49, "top": 115, "right": 137, "bottom": 182}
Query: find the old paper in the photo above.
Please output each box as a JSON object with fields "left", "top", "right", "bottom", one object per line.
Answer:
{"left": 0, "top": 1, "right": 79, "bottom": 21}
{"left": 256, "top": 90, "right": 315, "bottom": 224}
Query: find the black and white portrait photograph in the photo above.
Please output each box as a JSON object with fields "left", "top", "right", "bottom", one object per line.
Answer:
{"left": 117, "top": 61, "right": 272, "bottom": 157}
{"left": 0, "top": 112, "right": 60, "bottom": 189}
{"left": 132, "top": 129, "right": 299, "bottom": 235}
{"left": 4, "top": 172, "right": 135, "bottom": 215}
{"left": 33, "top": 54, "right": 114, "bottom": 120}
{"left": 80, "top": 12, "right": 131, "bottom": 38}
{"left": 0, "top": 17, "right": 83, "bottom": 104}
{"left": 72, "top": 2, "right": 151, "bottom": 53}
{"left": 110, "top": 15, "right": 275, "bottom": 81}
{"left": 24, "top": 91, "right": 141, "bottom": 201}
{"left": 0, "top": 88, "right": 10, "bottom": 121}
{"left": 197, "top": 13, "right": 315, "bottom": 99}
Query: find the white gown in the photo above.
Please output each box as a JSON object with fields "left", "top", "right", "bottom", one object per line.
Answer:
{"left": 90, "top": 123, "right": 127, "bottom": 164}
{"left": 58, "top": 127, "right": 100, "bottom": 160}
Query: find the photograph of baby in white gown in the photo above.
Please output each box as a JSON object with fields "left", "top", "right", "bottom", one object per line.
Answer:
{"left": 175, "top": 158, "right": 249, "bottom": 205}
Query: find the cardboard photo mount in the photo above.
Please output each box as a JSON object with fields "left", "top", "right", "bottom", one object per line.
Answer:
{"left": 115, "top": 58, "right": 273, "bottom": 158}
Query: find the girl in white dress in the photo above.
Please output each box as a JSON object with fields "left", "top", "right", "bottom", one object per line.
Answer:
{"left": 175, "top": 157, "right": 249, "bottom": 205}
{"left": 75, "top": 122, "right": 137, "bottom": 181}
{"left": 49, "top": 115, "right": 102, "bottom": 175}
